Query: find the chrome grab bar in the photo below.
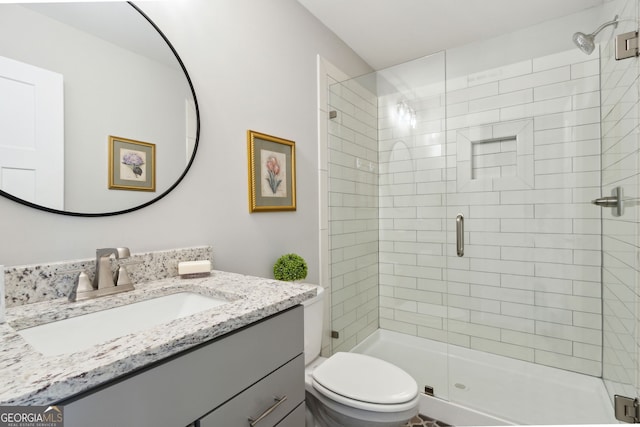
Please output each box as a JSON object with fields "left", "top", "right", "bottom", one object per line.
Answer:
{"left": 456, "top": 214, "right": 464, "bottom": 257}
{"left": 248, "top": 395, "right": 287, "bottom": 426}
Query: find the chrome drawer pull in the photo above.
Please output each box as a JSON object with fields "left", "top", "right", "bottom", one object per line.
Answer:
{"left": 248, "top": 395, "right": 287, "bottom": 426}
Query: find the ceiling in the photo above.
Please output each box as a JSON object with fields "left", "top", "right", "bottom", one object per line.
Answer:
{"left": 296, "top": 0, "right": 605, "bottom": 70}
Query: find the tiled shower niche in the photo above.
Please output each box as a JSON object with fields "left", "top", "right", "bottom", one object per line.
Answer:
{"left": 471, "top": 136, "right": 518, "bottom": 180}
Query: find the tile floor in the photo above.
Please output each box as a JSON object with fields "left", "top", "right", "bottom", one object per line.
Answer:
{"left": 404, "top": 414, "right": 451, "bottom": 427}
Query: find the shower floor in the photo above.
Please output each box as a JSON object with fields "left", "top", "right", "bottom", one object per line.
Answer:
{"left": 350, "top": 329, "right": 616, "bottom": 425}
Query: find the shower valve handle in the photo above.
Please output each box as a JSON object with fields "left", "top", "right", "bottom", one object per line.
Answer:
{"left": 592, "top": 186, "right": 624, "bottom": 217}
{"left": 592, "top": 196, "right": 618, "bottom": 207}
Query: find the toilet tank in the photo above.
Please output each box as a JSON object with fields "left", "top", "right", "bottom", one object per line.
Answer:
{"left": 301, "top": 286, "right": 324, "bottom": 365}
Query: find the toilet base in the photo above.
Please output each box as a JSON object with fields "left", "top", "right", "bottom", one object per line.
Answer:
{"left": 305, "top": 386, "right": 418, "bottom": 427}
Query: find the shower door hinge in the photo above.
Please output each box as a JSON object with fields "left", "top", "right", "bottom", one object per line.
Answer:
{"left": 615, "top": 395, "right": 640, "bottom": 423}
{"left": 616, "top": 31, "right": 639, "bottom": 60}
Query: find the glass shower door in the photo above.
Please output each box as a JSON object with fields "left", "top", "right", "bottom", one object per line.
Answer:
{"left": 443, "top": 21, "right": 612, "bottom": 424}
{"left": 600, "top": 0, "right": 640, "bottom": 420}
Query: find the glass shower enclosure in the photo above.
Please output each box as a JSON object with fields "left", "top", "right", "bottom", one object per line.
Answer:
{"left": 325, "top": 0, "right": 640, "bottom": 424}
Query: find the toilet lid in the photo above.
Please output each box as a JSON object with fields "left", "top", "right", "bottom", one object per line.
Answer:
{"left": 312, "top": 352, "right": 418, "bottom": 405}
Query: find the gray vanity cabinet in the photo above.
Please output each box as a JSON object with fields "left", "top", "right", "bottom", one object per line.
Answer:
{"left": 60, "top": 305, "right": 304, "bottom": 427}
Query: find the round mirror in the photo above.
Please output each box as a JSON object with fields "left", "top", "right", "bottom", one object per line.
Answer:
{"left": 0, "top": 2, "right": 199, "bottom": 216}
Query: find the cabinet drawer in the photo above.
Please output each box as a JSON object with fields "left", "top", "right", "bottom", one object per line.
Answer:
{"left": 274, "top": 403, "right": 305, "bottom": 427}
{"left": 199, "top": 354, "right": 304, "bottom": 427}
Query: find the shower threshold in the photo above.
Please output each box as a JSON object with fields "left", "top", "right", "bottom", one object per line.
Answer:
{"left": 350, "top": 329, "right": 615, "bottom": 426}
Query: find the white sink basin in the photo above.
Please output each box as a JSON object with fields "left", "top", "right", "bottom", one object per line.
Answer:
{"left": 17, "top": 292, "right": 228, "bottom": 356}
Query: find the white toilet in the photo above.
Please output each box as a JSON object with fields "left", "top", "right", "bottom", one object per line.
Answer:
{"left": 302, "top": 286, "right": 420, "bottom": 427}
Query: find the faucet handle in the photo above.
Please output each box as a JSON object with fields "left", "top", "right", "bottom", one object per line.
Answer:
{"left": 115, "top": 265, "right": 132, "bottom": 287}
{"left": 76, "top": 272, "right": 93, "bottom": 292}
{"left": 68, "top": 271, "right": 93, "bottom": 302}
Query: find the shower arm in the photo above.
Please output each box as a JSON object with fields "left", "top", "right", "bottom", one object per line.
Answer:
{"left": 590, "top": 15, "right": 619, "bottom": 37}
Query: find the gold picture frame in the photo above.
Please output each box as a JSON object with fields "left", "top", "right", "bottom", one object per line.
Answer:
{"left": 247, "top": 130, "right": 296, "bottom": 212}
{"left": 108, "top": 135, "right": 156, "bottom": 192}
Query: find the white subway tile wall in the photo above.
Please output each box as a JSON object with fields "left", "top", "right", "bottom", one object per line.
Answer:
{"left": 328, "top": 78, "right": 379, "bottom": 353}
{"left": 600, "top": 0, "right": 640, "bottom": 400}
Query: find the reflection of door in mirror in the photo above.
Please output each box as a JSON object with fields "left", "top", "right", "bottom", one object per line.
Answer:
{"left": 0, "top": 55, "right": 63, "bottom": 210}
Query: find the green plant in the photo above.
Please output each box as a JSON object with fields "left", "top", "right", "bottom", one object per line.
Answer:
{"left": 273, "top": 253, "right": 308, "bottom": 281}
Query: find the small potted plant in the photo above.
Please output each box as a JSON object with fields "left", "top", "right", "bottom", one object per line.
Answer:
{"left": 273, "top": 253, "right": 308, "bottom": 282}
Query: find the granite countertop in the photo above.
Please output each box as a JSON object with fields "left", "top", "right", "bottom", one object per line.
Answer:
{"left": 0, "top": 270, "right": 317, "bottom": 406}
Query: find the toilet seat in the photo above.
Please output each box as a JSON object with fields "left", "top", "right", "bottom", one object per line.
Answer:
{"left": 311, "top": 352, "right": 419, "bottom": 412}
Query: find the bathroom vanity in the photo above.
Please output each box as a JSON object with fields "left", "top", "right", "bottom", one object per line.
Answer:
{"left": 0, "top": 269, "right": 315, "bottom": 427}
{"left": 62, "top": 306, "right": 304, "bottom": 426}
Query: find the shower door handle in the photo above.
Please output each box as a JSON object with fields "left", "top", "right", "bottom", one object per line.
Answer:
{"left": 456, "top": 214, "right": 464, "bottom": 257}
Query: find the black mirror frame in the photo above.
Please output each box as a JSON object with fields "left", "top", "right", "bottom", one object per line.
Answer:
{"left": 0, "top": 2, "right": 200, "bottom": 217}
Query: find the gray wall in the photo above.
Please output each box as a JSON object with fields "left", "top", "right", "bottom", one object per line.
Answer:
{"left": 0, "top": 0, "right": 371, "bottom": 284}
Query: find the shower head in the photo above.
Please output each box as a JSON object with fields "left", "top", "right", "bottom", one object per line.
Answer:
{"left": 573, "top": 15, "right": 619, "bottom": 55}
{"left": 573, "top": 32, "right": 596, "bottom": 55}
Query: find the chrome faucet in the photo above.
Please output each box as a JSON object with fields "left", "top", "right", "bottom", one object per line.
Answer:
{"left": 69, "top": 247, "right": 135, "bottom": 302}
{"left": 94, "top": 247, "right": 130, "bottom": 289}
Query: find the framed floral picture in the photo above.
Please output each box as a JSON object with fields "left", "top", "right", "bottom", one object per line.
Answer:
{"left": 247, "top": 130, "right": 296, "bottom": 212}
{"left": 108, "top": 135, "right": 156, "bottom": 192}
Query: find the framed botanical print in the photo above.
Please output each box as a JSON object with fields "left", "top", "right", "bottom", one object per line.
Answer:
{"left": 108, "top": 135, "right": 156, "bottom": 192}
{"left": 247, "top": 130, "right": 296, "bottom": 212}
